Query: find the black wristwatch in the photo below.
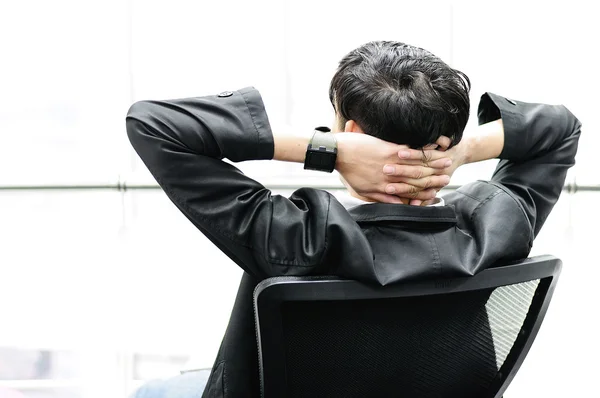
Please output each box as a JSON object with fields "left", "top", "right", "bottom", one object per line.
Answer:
{"left": 303, "top": 127, "right": 337, "bottom": 172}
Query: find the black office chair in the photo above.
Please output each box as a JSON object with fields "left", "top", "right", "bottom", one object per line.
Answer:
{"left": 253, "top": 255, "right": 561, "bottom": 398}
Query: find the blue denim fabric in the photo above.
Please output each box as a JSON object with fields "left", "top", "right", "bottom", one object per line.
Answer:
{"left": 131, "top": 369, "right": 210, "bottom": 398}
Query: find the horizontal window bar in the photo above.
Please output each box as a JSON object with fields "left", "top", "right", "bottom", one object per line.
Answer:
{"left": 0, "top": 183, "right": 598, "bottom": 192}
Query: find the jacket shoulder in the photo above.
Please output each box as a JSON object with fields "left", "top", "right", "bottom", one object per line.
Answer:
{"left": 445, "top": 181, "right": 534, "bottom": 246}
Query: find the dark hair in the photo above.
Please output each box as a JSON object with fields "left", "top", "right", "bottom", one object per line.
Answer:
{"left": 329, "top": 41, "right": 471, "bottom": 149}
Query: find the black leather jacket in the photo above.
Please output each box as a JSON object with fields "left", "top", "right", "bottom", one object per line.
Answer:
{"left": 127, "top": 88, "right": 581, "bottom": 397}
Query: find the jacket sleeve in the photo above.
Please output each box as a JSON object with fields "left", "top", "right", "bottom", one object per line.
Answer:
{"left": 478, "top": 93, "right": 582, "bottom": 238}
{"left": 125, "top": 87, "right": 371, "bottom": 280}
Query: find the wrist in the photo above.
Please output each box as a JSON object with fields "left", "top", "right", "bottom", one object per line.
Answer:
{"left": 460, "top": 135, "right": 476, "bottom": 166}
{"left": 332, "top": 132, "right": 343, "bottom": 171}
{"left": 465, "top": 119, "right": 504, "bottom": 164}
{"left": 332, "top": 132, "right": 359, "bottom": 173}
{"left": 273, "top": 129, "right": 310, "bottom": 164}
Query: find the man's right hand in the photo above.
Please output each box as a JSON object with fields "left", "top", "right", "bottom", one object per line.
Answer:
{"left": 334, "top": 133, "right": 454, "bottom": 204}
{"left": 383, "top": 119, "right": 505, "bottom": 205}
{"left": 382, "top": 135, "right": 471, "bottom": 205}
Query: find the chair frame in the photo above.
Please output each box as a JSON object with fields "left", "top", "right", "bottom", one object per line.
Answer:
{"left": 253, "top": 255, "right": 562, "bottom": 398}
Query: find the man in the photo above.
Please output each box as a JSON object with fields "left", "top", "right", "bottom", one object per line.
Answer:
{"left": 127, "top": 41, "right": 581, "bottom": 397}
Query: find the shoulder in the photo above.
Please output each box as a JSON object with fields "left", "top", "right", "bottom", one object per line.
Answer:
{"left": 444, "top": 181, "right": 533, "bottom": 244}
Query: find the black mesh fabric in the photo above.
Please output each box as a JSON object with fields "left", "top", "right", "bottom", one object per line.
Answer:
{"left": 279, "top": 281, "right": 539, "bottom": 398}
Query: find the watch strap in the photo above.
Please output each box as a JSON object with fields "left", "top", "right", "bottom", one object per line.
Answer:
{"left": 303, "top": 127, "right": 337, "bottom": 172}
{"left": 308, "top": 128, "right": 337, "bottom": 152}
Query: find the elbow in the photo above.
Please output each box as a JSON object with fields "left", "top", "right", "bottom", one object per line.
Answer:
{"left": 560, "top": 105, "right": 582, "bottom": 139}
{"left": 125, "top": 101, "right": 156, "bottom": 146}
{"left": 126, "top": 100, "right": 154, "bottom": 128}
{"left": 555, "top": 105, "right": 582, "bottom": 166}
{"left": 125, "top": 117, "right": 144, "bottom": 150}
{"left": 543, "top": 104, "right": 582, "bottom": 146}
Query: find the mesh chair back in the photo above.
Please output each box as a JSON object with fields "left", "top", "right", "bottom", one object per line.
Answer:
{"left": 254, "top": 256, "right": 560, "bottom": 398}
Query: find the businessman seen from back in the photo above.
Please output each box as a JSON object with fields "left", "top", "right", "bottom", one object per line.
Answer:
{"left": 126, "top": 41, "right": 581, "bottom": 397}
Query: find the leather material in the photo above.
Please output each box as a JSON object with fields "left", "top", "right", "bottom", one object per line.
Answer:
{"left": 127, "top": 87, "right": 581, "bottom": 398}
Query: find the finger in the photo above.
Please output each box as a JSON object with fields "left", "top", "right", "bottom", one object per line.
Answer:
{"left": 384, "top": 185, "right": 437, "bottom": 200}
{"left": 398, "top": 148, "right": 447, "bottom": 162}
{"left": 411, "top": 198, "right": 435, "bottom": 206}
{"left": 384, "top": 158, "right": 452, "bottom": 173}
{"left": 383, "top": 164, "right": 436, "bottom": 179}
{"left": 394, "top": 175, "right": 451, "bottom": 189}
{"left": 429, "top": 157, "right": 453, "bottom": 170}
{"left": 383, "top": 158, "right": 452, "bottom": 172}
{"left": 364, "top": 193, "right": 406, "bottom": 204}
{"left": 398, "top": 149, "right": 449, "bottom": 168}
{"left": 435, "top": 136, "right": 452, "bottom": 150}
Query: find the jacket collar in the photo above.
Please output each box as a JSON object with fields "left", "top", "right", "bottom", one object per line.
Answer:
{"left": 348, "top": 203, "right": 457, "bottom": 226}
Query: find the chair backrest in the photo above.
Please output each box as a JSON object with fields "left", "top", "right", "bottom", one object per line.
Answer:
{"left": 253, "top": 255, "right": 561, "bottom": 398}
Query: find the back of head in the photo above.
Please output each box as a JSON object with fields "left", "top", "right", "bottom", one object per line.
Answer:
{"left": 329, "top": 41, "right": 471, "bottom": 148}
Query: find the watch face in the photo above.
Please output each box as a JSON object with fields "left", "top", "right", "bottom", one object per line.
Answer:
{"left": 305, "top": 150, "right": 337, "bottom": 172}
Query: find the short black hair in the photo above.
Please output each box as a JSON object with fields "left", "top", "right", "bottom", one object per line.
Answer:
{"left": 329, "top": 41, "right": 470, "bottom": 149}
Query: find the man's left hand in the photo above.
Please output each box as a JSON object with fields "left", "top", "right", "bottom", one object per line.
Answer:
{"left": 335, "top": 133, "right": 452, "bottom": 204}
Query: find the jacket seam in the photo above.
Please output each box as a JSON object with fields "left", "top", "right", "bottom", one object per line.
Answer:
{"left": 239, "top": 89, "right": 262, "bottom": 157}
{"left": 455, "top": 189, "right": 485, "bottom": 203}
{"left": 356, "top": 215, "right": 456, "bottom": 223}
{"left": 470, "top": 190, "right": 502, "bottom": 223}
{"left": 428, "top": 233, "right": 441, "bottom": 275}
{"left": 267, "top": 259, "right": 324, "bottom": 267}
{"left": 222, "top": 360, "right": 227, "bottom": 398}
{"left": 318, "top": 195, "right": 331, "bottom": 267}
{"left": 487, "top": 181, "right": 535, "bottom": 244}
{"left": 203, "top": 359, "right": 226, "bottom": 398}
{"left": 487, "top": 181, "right": 532, "bottom": 221}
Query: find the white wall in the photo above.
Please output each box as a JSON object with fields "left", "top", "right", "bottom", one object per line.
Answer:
{"left": 0, "top": 1, "right": 598, "bottom": 397}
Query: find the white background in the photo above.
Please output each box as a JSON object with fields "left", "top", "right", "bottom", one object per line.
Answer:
{"left": 0, "top": 1, "right": 598, "bottom": 397}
